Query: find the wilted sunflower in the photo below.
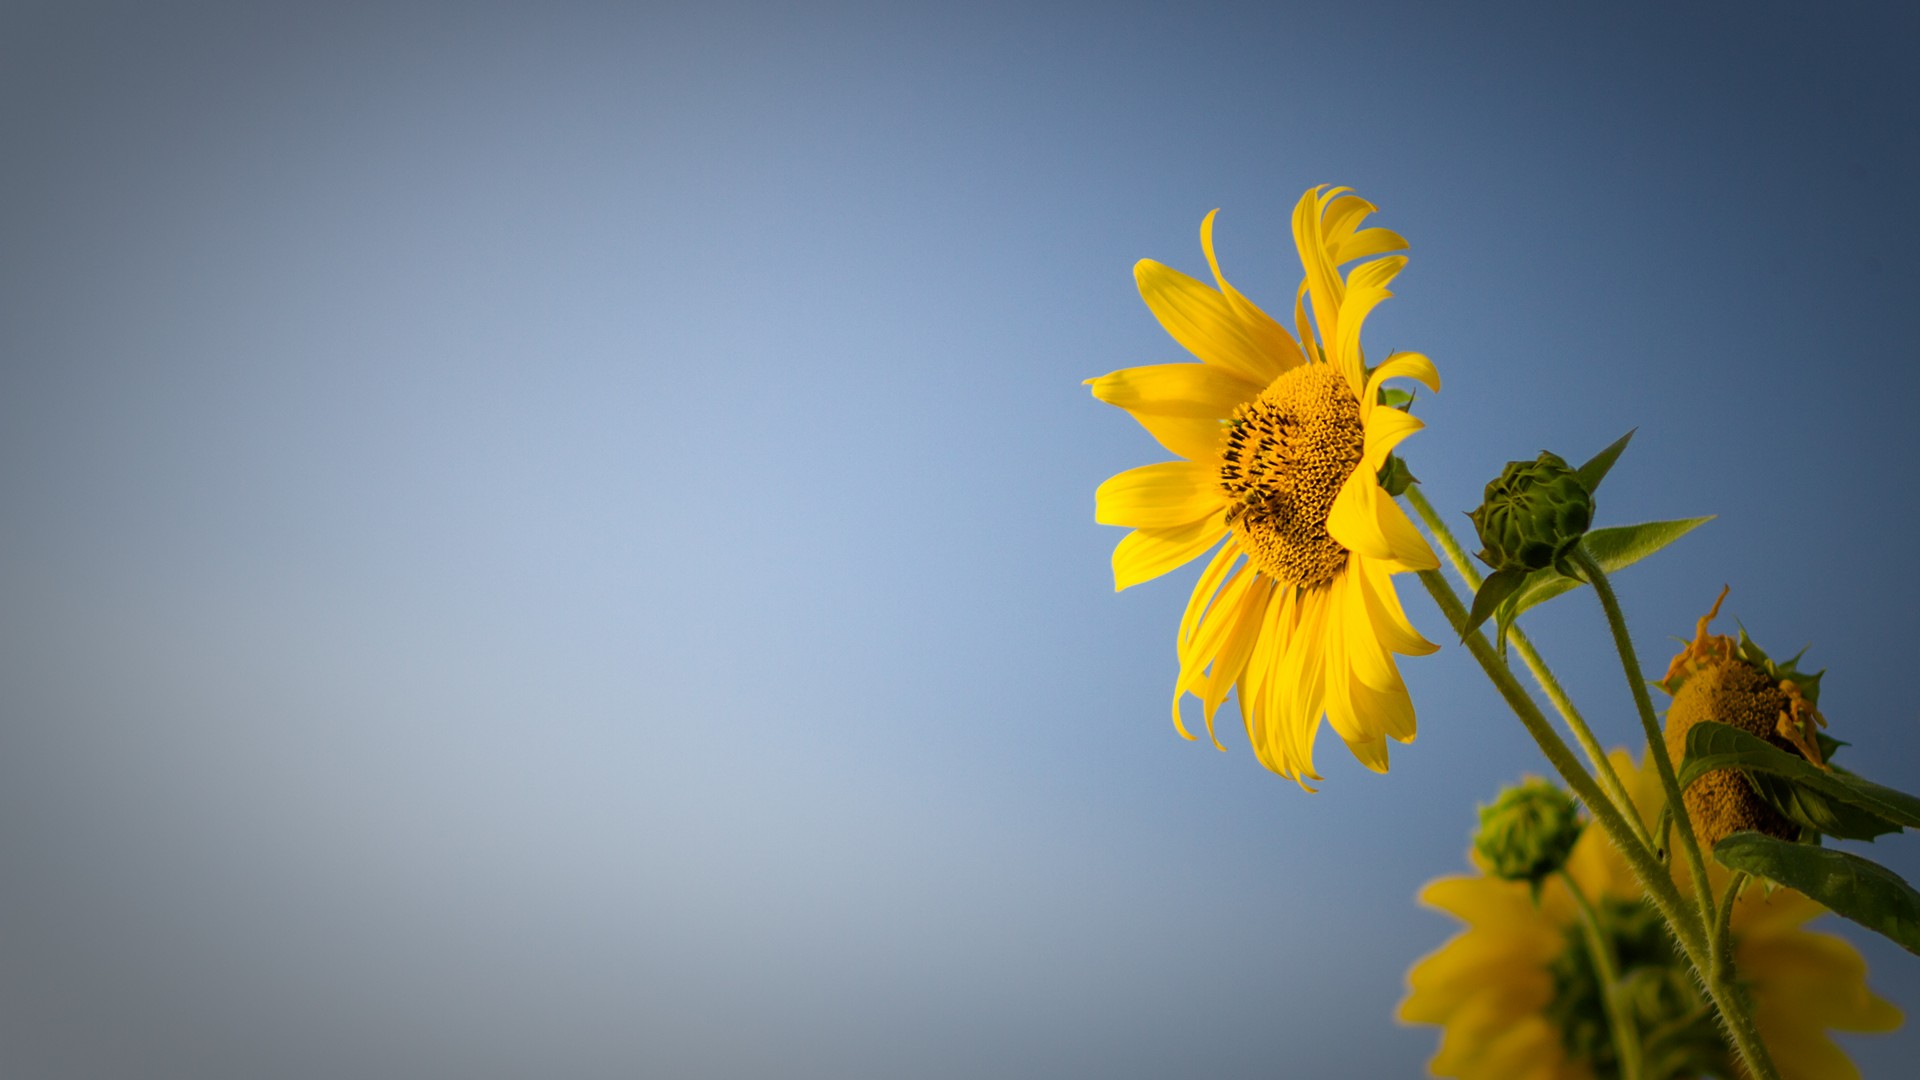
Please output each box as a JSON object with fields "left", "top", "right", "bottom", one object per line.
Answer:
{"left": 1659, "top": 586, "right": 1829, "bottom": 850}
{"left": 1400, "top": 750, "right": 1901, "bottom": 1080}
{"left": 1089, "top": 185, "right": 1439, "bottom": 786}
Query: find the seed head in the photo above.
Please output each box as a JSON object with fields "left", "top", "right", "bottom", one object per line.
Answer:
{"left": 1660, "top": 588, "right": 1816, "bottom": 849}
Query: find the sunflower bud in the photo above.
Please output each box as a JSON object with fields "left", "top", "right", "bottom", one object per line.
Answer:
{"left": 1474, "top": 779, "right": 1584, "bottom": 888}
{"left": 1468, "top": 452, "right": 1593, "bottom": 574}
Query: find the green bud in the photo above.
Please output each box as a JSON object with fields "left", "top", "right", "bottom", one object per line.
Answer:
{"left": 1468, "top": 451, "right": 1593, "bottom": 574}
{"left": 1473, "top": 779, "right": 1584, "bottom": 888}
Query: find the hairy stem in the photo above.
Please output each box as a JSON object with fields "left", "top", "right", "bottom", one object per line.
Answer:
{"left": 1567, "top": 547, "right": 1779, "bottom": 1080}
{"left": 1401, "top": 487, "right": 1648, "bottom": 848}
{"left": 1709, "top": 964, "right": 1777, "bottom": 1080}
{"left": 1560, "top": 870, "right": 1642, "bottom": 1080}
{"left": 1568, "top": 547, "right": 1716, "bottom": 934}
{"left": 1414, "top": 568, "right": 1705, "bottom": 959}
{"left": 1712, "top": 871, "right": 1749, "bottom": 983}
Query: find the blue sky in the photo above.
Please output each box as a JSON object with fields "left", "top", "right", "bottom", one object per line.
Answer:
{"left": 3, "top": 2, "right": 1918, "bottom": 1076}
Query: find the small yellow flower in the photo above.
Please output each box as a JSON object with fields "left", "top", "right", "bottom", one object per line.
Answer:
{"left": 1400, "top": 751, "right": 1902, "bottom": 1080}
{"left": 1089, "top": 186, "right": 1440, "bottom": 786}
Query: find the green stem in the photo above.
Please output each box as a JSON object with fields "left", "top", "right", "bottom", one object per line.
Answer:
{"left": 1712, "top": 872, "right": 1748, "bottom": 983}
{"left": 1402, "top": 488, "right": 1649, "bottom": 849}
{"left": 1703, "top": 924, "right": 1778, "bottom": 1080}
{"left": 1560, "top": 870, "right": 1642, "bottom": 1080}
{"left": 1567, "top": 547, "right": 1780, "bottom": 1080}
{"left": 1415, "top": 568, "right": 1706, "bottom": 960}
{"left": 1512, "top": 643, "right": 1653, "bottom": 849}
{"left": 1567, "top": 546, "right": 1717, "bottom": 932}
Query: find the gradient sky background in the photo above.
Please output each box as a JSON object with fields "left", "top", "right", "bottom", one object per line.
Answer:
{"left": 4, "top": 2, "right": 1919, "bottom": 1077}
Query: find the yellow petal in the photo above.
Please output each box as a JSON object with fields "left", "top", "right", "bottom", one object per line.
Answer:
{"left": 1349, "top": 664, "right": 1417, "bottom": 744}
{"left": 1327, "top": 467, "right": 1395, "bottom": 561}
{"left": 1293, "top": 282, "right": 1320, "bottom": 365}
{"left": 1327, "top": 456, "right": 1436, "bottom": 571}
{"left": 1134, "top": 259, "right": 1286, "bottom": 386}
{"left": 1127, "top": 412, "right": 1230, "bottom": 463}
{"left": 1609, "top": 748, "right": 1665, "bottom": 830}
{"left": 1200, "top": 210, "right": 1304, "bottom": 379}
{"left": 1167, "top": 545, "right": 1244, "bottom": 737}
{"left": 1428, "top": 986, "right": 1552, "bottom": 1075}
{"left": 1176, "top": 560, "right": 1256, "bottom": 680}
{"left": 1339, "top": 563, "right": 1398, "bottom": 691}
{"left": 1274, "top": 585, "right": 1329, "bottom": 783}
{"left": 1111, "top": 508, "right": 1228, "bottom": 591}
{"left": 1757, "top": 1025, "right": 1862, "bottom": 1080}
{"left": 1179, "top": 542, "right": 1244, "bottom": 648}
{"left": 1085, "top": 362, "right": 1260, "bottom": 420}
{"left": 1173, "top": 562, "right": 1258, "bottom": 736}
{"left": 1094, "top": 461, "right": 1220, "bottom": 529}
{"left": 1346, "top": 250, "right": 1407, "bottom": 291}
{"left": 1361, "top": 351, "right": 1440, "bottom": 422}
{"left": 1236, "top": 592, "right": 1282, "bottom": 771}
{"left": 1340, "top": 727, "right": 1389, "bottom": 773}
{"left": 1330, "top": 254, "right": 1406, "bottom": 393}
{"left": 1465, "top": 1017, "right": 1563, "bottom": 1080}
{"left": 1741, "top": 931, "right": 1866, "bottom": 991}
{"left": 1562, "top": 821, "right": 1638, "bottom": 902}
{"left": 1365, "top": 350, "right": 1440, "bottom": 395}
{"left": 1241, "top": 584, "right": 1299, "bottom": 778}
{"left": 1292, "top": 186, "right": 1349, "bottom": 352}
{"left": 1372, "top": 491, "right": 1437, "bottom": 572}
{"left": 1734, "top": 882, "right": 1825, "bottom": 937}
{"left": 1846, "top": 994, "right": 1904, "bottom": 1034}
{"left": 1199, "top": 577, "right": 1272, "bottom": 746}
{"left": 1332, "top": 226, "right": 1408, "bottom": 265}
{"left": 1402, "top": 935, "right": 1552, "bottom": 1023}
{"left": 1362, "top": 383, "right": 1426, "bottom": 464}
{"left": 1086, "top": 363, "right": 1255, "bottom": 463}
{"left": 1355, "top": 556, "right": 1437, "bottom": 656}
{"left": 1336, "top": 577, "right": 1418, "bottom": 744}
{"left": 1743, "top": 931, "right": 1903, "bottom": 1032}
{"left": 1419, "top": 875, "right": 1548, "bottom": 929}
{"left": 1319, "top": 190, "right": 1376, "bottom": 254}
{"left": 1318, "top": 576, "right": 1382, "bottom": 760}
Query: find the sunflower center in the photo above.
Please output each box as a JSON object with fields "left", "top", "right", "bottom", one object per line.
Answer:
{"left": 1217, "top": 363, "right": 1364, "bottom": 588}
{"left": 1546, "top": 897, "right": 1731, "bottom": 1080}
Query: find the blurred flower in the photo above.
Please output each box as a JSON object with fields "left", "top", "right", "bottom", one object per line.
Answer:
{"left": 1473, "top": 778, "right": 1584, "bottom": 891}
{"left": 1400, "top": 751, "right": 1901, "bottom": 1079}
{"left": 1088, "top": 185, "right": 1440, "bottom": 786}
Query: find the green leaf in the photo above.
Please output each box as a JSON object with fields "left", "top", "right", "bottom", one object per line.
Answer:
{"left": 1731, "top": 625, "right": 1826, "bottom": 705}
{"left": 1817, "top": 732, "right": 1849, "bottom": 761}
{"left": 1822, "top": 765, "right": 1920, "bottom": 828}
{"left": 1574, "top": 428, "right": 1636, "bottom": 494}
{"left": 1734, "top": 625, "right": 1774, "bottom": 668}
{"left": 1491, "top": 518, "right": 1714, "bottom": 639}
{"left": 1463, "top": 567, "right": 1529, "bottom": 640}
{"left": 1679, "top": 721, "right": 1920, "bottom": 836}
{"left": 1379, "top": 387, "right": 1415, "bottom": 411}
{"left": 1713, "top": 832, "right": 1920, "bottom": 956}
{"left": 1583, "top": 517, "right": 1715, "bottom": 573}
{"left": 1750, "top": 771, "right": 1901, "bottom": 842}
{"left": 1376, "top": 453, "right": 1416, "bottom": 498}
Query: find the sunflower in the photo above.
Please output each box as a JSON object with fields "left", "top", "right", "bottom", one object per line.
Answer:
{"left": 1089, "top": 185, "right": 1440, "bottom": 787}
{"left": 1400, "top": 750, "right": 1902, "bottom": 1080}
